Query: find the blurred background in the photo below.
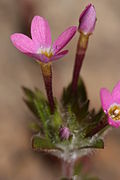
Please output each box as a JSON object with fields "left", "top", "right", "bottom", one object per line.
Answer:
{"left": 0, "top": 0, "right": 120, "bottom": 179}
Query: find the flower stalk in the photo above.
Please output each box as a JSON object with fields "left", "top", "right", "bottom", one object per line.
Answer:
{"left": 86, "top": 117, "right": 108, "bottom": 137}
{"left": 40, "top": 63, "right": 55, "bottom": 113}
{"left": 72, "top": 4, "right": 96, "bottom": 93}
{"left": 72, "top": 33, "right": 89, "bottom": 92}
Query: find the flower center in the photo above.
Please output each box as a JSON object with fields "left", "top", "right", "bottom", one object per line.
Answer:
{"left": 108, "top": 104, "right": 120, "bottom": 121}
{"left": 41, "top": 50, "right": 53, "bottom": 58}
{"left": 37, "top": 47, "right": 53, "bottom": 58}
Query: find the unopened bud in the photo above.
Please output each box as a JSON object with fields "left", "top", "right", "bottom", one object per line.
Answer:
{"left": 59, "top": 127, "right": 70, "bottom": 140}
{"left": 78, "top": 4, "right": 96, "bottom": 35}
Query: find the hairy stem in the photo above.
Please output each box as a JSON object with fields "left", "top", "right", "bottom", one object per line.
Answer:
{"left": 62, "top": 159, "right": 75, "bottom": 179}
{"left": 72, "top": 33, "right": 89, "bottom": 93}
{"left": 40, "top": 63, "right": 55, "bottom": 113}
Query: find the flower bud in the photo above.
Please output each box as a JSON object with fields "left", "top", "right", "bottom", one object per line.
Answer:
{"left": 78, "top": 4, "right": 96, "bottom": 35}
{"left": 59, "top": 127, "right": 70, "bottom": 140}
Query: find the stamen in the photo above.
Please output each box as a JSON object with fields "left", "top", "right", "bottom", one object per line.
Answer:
{"left": 108, "top": 104, "right": 120, "bottom": 121}
{"left": 37, "top": 47, "right": 53, "bottom": 58}
{"left": 42, "top": 51, "right": 53, "bottom": 58}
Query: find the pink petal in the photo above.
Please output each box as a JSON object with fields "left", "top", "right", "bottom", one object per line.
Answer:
{"left": 112, "top": 81, "right": 120, "bottom": 103}
{"left": 100, "top": 88, "right": 113, "bottom": 111}
{"left": 108, "top": 117, "right": 120, "bottom": 128}
{"left": 31, "top": 16, "right": 51, "bottom": 47}
{"left": 52, "top": 26, "right": 77, "bottom": 54}
{"left": 11, "top": 33, "right": 37, "bottom": 53}
{"left": 50, "top": 50, "right": 68, "bottom": 61}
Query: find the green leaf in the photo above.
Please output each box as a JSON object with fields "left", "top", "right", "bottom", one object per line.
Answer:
{"left": 33, "top": 98, "right": 51, "bottom": 138}
{"left": 74, "top": 138, "right": 104, "bottom": 151}
{"left": 22, "top": 87, "right": 35, "bottom": 101}
{"left": 67, "top": 106, "right": 79, "bottom": 132}
{"left": 23, "top": 87, "right": 64, "bottom": 144}
{"left": 23, "top": 87, "right": 48, "bottom": 119}
{"left": 32, "top": 136, "right": 53, "bottom": 149}
{"left": 52, "top": 104, "right": 62, "bottom": 130}
{"left": 23, "top": 87, "right": 39, "bottom": 117}
{"left": 23, "top": 87, "right": 51, "bottom": 137}
{"left": 24, "top": 99, "right": 39, "bottom": 118}
{"left": 77, "top": 77, "right": 87, "bottom": 103}
{"left": 61, "top": 77, "right": 88, "bottom": 117}
{"left": 78, "top": 100, "right": 89, "bottom": 120}
{"left": 29, "top": 122, "right": 41, "bottom": 133}
{"left": 32, "top": 136, "right": 62, "bottom": 152}
{"left": 92, "top": 139, "right": 104, "bottom": 149}
{"left": 62, "top": 77, "right": 87, "bottom": 106}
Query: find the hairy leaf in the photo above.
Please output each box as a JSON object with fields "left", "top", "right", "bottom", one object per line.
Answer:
{"left": 32, "top": 136, "right": 62, "bottom": 152}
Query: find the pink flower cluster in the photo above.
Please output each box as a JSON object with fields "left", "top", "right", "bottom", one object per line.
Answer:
{"left": 11, "top": 4, "right": 120, "bottom": 129}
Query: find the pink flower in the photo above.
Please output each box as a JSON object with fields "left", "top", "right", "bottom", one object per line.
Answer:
{"left": 59, "top": 127, "right": 70, "bottom": 140}
{"left": 100, "top": 81, "right": 120, "bottom": 127}
{"left": 11, "top": 16, "right": 77, "bottom": 63}
{"left": 78, "top": 4, "right": 96, "bottom": 35}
